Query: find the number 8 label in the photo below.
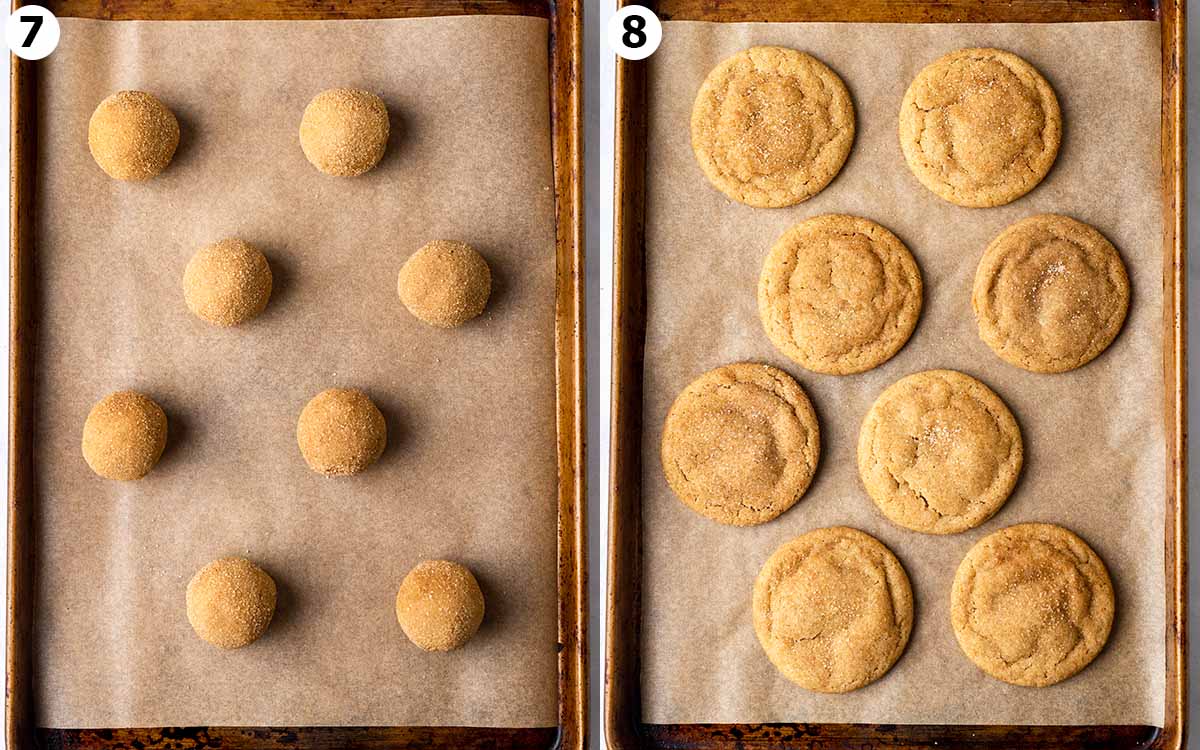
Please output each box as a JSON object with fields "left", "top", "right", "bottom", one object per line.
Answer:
{"left": 608, "top": 5, "right": 662, "bottom": 61}
{"left": 5, "top": 5, "right": 60, "bottom": 60}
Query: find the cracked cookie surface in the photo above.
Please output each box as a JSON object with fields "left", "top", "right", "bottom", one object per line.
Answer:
{"left": 753, "top": 526, "right": 913, "bottom": 693}
{"left": 973, "top": 214, "right": 1130, "bottom": 373}
{"left": 691, "top": 46, "right": 855, "bottom": 208}
{"left": 858, "top": 369, "right": 1022, "bottom": 534}
{"left": 759, "top": 214, "right": 923, "bottom": 375}
{"left": 899, "top": 48, "right": 1060, "bottom": 207}
{"left": 952, "top": 523, "right": 1114, "bottom": 687}
{"left": 661, "top": 362, "right": 820, "bottom": 526}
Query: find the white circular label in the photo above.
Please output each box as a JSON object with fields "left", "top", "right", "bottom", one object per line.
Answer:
{"left": 6, "top": 5, "right": 59, "bottom": 60}
{"left": 607, "top": 5, "right": 662, "bottom": 61}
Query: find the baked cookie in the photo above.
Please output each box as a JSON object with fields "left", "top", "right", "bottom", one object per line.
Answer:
{"left": 899, "top": 48, "right": 1061, "bottom": 207}
{"left": 973, "top": 214, "right": 1130, "bottom": 373}
{"left": 858, "top": 370, "right": 1022, "bottom": 534}
{"left": 691, "top": 46, "right": 855, "bottom": 208}
{"left": 753, "top": 526, "right": 913, "bottom": 693}
{"left": 759, "top": 214, "right": 922, "bottom": 375}
{"left": 952, "top": 523, "right": 1115, "bottom": 687}
{"left": 661, "top": 363, "right": 819, "bottom": 526}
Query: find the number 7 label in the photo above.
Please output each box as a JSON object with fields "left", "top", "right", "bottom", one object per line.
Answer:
{"left": 5, "top": 5, "right": 59, "bottom": 60}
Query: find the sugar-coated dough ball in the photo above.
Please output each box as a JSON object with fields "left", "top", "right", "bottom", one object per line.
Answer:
{"left": 88, "top": 90, "right": 180, "bottom": 181}
{"left": 183, "top": 239, "right": 273, "bottom": 326}
{"left": 186, "top": 557, "right": 277, "bottom": 649}
{"left": 296, "top": 388, "right": 387, "bottom": 476}
{"left": 396, "top": 560, "right": 485, "bottom": 651}
{"left": 81, "top": 390, "right": 167, "bottom": 480}
{"left": 398, "top": 240, "right": 492, "bottom": 328}
{"left": 299, "top": 88, "right": 390, "bottom": 176}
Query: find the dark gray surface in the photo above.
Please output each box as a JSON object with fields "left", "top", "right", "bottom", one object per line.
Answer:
{"left": 586, "top": 2, "right": 607, "bottom": 748}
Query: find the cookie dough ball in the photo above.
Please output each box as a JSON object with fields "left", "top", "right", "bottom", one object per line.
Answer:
{"left": 396, "top": 560, "right": 485, "bottom": 651}
{"left": 398, "top": 240, "right": 492, "bottom": 328}
{"left": 899, "top": 48, "right": 1061, "bottom": 207}
{"left": 296, "top": 388, "right": 387, "bottom": 476}
{"left": 973, "top": 214, "right": 1130, "bottom": 373}
{"left": 952, "top": 523, "right": 1114, "bottom": 686}
{"left": 186, "top": 557, "right": 277, "bottom": 650}
{"left": 81, "top": 390, "right": 167, "bottom": 480}
{"left": 759, "top": 214, "right": 923, "bottom": 374}
{"left": 691, "top": 46, "right": 855, "bottom": 208}
{"left": 661, "top": 363, "right": 820, "bottom": 526}
{"left": 858, "top": 370, "right": 1022, "bottom": 534}
{"left": 299, "top": 88, "right": 389, "bottom": 176}
{"left": 754, "top": 527, "right": 913, "bottom": 693}
{"left": 183, "top": 239, "right": 273, "bottom": 326}
{"left": 88, "top": 90, "right": 180, "bottom": 181}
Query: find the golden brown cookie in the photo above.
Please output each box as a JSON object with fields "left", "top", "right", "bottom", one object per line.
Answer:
{"left": 952, "top": 523, "right": 1114, "bottom": 687}
{"left": 81, "top": 390, "right": 168, "bottom": 481}
{"left": 753, "top": 526, "right": 913, "bottom": 693}
{"left": 299, "top": 88, "right": 390, "bottom": 177}
{"left": 973, "top": 214, "right": 1130, "bottom": 373}
{"left": 691, "top": 46, "right": 855, "bottom": 208}
{"left": 88, "top": 90, "right": 180, "bottom": 181}
{"left": 296, "top": 388, "right": 387, "bottom": 476}
{"left": 661, "top": 363, "right": 819, "bottom": 526}
{"left": 183, "top": 239, "right": 273, "bottom": 327}
{"left": 759, "top": 214, "right": 922, "bottom": 375}
{"left": 186, "top": 556, "right": 277, "bottom": 650}
{"left": 396, "top": 560, "right": 486, "bottom": 652}
{"left": 899, "top": 48, "right": 1061, "bottom": 207}
{"left": 398, "top": 240, "right": 492, "bottom": 328}
{"left": 858, "top": 370, "right": 1022, "bottom": 534}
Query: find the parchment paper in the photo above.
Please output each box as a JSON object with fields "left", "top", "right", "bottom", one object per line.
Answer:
{"left": 34, "top": 15, "right": 558, "bottom": 728}
{"left": 641, "top": 21, "right": 1165, "bottom": 726}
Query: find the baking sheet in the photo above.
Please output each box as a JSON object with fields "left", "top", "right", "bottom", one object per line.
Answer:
{"left": 640, "top": 20, "right": 1164, "bottom": 726}
{"left": 34, "top": 15, "right": 558, "bottom": 728}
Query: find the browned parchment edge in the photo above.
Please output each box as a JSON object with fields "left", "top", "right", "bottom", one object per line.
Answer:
{"left": 605, "top": 0, "right": 1186, "bottom": 748}
{"left": 5, "top": 1, "right": 587, "bottom": 749}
